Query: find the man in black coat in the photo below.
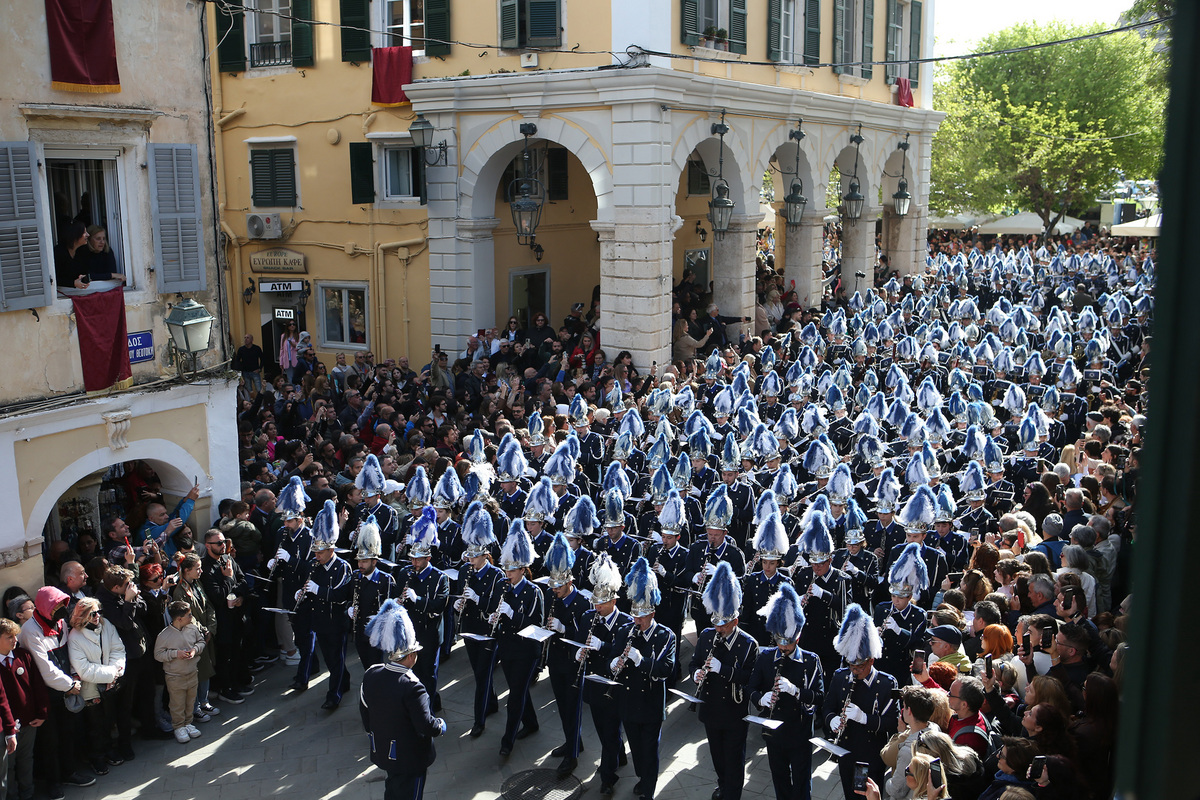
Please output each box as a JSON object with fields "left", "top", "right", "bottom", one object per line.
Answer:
{"left": 360, "top": 603, "right": 446, "bottom": 800}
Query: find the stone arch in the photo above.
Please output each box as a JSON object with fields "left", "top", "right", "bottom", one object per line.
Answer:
{"left": 762, "top": 135, "right": 818, "bottom": 209}
{"left": 670, "top": 114, "right": 753, "bottom": 212}
{"left": 880, "top": 144, "right": 917, "bottom": 211}
{"left": 458, "top": 116, "right": 614, "bottom": 222}
{"left": 832, "top": 142, "right": 872, "bottom": 208}
{"left": 26, "top": 440, "right": 207, "bottom": 543}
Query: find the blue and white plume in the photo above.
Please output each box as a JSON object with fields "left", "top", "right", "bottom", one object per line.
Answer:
{"left": 888, "top": 542, "right": 930, "bottom": 596}
{"left": 702, "top": 561, "right": 743, "bottom": 625}
{"left": 277, "top": 475, "right": 310, "bottom": 521}
{"left": 461, "top": 501, "right": 496, "bottom": 556}
{"left": 407, "top": 507, "right": 440, "bottom": 557}
{"left": 834, "top": 603, "right": 882, "bottom": 664}
{"left": 544, "top": 532, "right": 576, "bottom": 587}
{"left": 524, "top": 476, "right": 560, "bottom": 522}
{"left": 761, "top": 583, "right": 805, "bottom": 644}
{"left": 626, "top": 557, "right": 661, "bottom": 616}
{"left": 356, "top": 454, "right": 386, "bottom": 497}
{"left": 366, "top": 599, "right": 422, "bottom": 659}
{"left": 500, "top": 519, "right": 535, "bottom": 569}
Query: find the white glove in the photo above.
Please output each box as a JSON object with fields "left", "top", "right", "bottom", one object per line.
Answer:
{"left": 463, "top": 587, "right": 480, "bottom": 604}
{"left": 709, "top": 657, "right": 723, "bottom": 674}
{"left": 651, "top": 531, "right": 663, "bottom": 544}
{"left": 576, "top": 647, "right": 589, "bottom": 663}
{"left": 693, "top": 669, "right": 705, "bottom": 684}
{"left": 703, "top": 563, "right": 718, "bottom": 577}
{"left": 498, "top": 601, "right": 514, "bottom": 619}
{"left": 294, "top": 589, "right": 305, "bottom": 605}
{"left": 304, "top": 580, "right": 319, "bottom": 595}
{"left": 275, "top": 548, "right": 290, "bottom": 563}
{"left": 454, "top": 598, "right": 466, "bottom": 614}
{"left": 830, "top": 716, "right": 844, "bottom": 733}
{"left": 778, "top": 676, "right": 799, "bottom": 696}
{"left": 404, "top": 587, "right": 419, "bottom": 603}
{"left": 845, "top": 703, "right": 867, "bottom": 724}
{"left": 693, "top": 572, "right": 705, "bottom": 586}
{"left": 843, "top": 562, "right": 860, "bottom": 576}
{"left": 609, "top": 657, "right": 622, "bottom": 672}
{"left": 653, "top": 562, "right": 667, "bottom": 577}
{"left": 586, "top": 635, "right": 602, "bottom": 651}
{"left": 758, "top": 693, "right": 773, "bottom": 708}
{"left": 266, "top": 559, "right": 277, "bottom": 571}
{"left": 549, "top": 617, "right": 566, "bottom": 634}
{"left": 688, "top": 486, "right": 702, "bottom": 497}
{"left": 626, "top": 647, "right": 643, "bottom": 666}
{"left": 809, "top": 583, "right": 827, "bottom": 599}
{"left": 884, "top": 616, "right": 901, "bottom": 633}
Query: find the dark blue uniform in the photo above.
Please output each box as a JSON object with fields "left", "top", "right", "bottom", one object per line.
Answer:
{"left": 791, "top": 565, "right": 849, "bottom": 679}
{"left": 930, "top": 529, "right": 970, "bottom": 573}
{"left": 823, "top": 667, "right": 900, "bottom": 800}
{"left": 685, "top": 540, "right": 747, "bottom": 631}
{"left": 293, "top": 554, "right": 354, "bottom": 706}
{"left": 688, "top": 627, "right": 759, "bottom": 800}
{"left": 351, "top": 567, "right": 398, "bottom": 669}
{"left": 395, "top": 563, "right": 449, "bottom": 710}
{"left": 646, "top": 541, "right": 691, "bottom": 681}
{"left": 834, "top": 547, "right": 882, "bottom": 610}
{"left": 495, "top": 577, "right": 544, "bottom": 751}
{"left": 578, "top": 607, "right": 634, "bottom": 789}
{"left": 459, "top": 563, "right": 505, "bottom": 730}
{"left": 359, "top": 662, "right": 444, "bottom": 800}
{"left": 740, "top": 570, "right": 794, "bottom": 646}
{"left": 546, "top": 587, "right": 590, "bottom": 758}
{"left": 611, "top": 620, "right": 676, "bottom": 799}
{"left": 748, "top": 647, "right": 825, "bottom": 800}
{"left": 873, "top": 601, "right": 927, "bottom": 685}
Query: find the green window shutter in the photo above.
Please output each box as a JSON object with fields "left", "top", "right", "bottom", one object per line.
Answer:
{"left": 548, "top": 148, "right": 568, "bottom": 201}
{"left": 500, "top": 0, "right": 519, "bottom": 48}
{"left": 861, "top": 0, "right": 873, "bottom": 79}
{"left": 832, "top": 0, "right": 846, "bottom": 73}
{"left": 680, "top": 0, "right": 700, "bottom": 45}
{"left": 292, "top": 0, "right": 314, "bottom": 67}
{"left": 804, "top": 0, "right": 820, "bottom": 65}
{"left": 426, "top": 0, "right": 451, "bottom": 56}
{"left": 908, "top": 0, "right": 921, "bottom": 86}
{"left": 729, "top": 0, "right": 748, "bottom": 54}
{"left": 766, "top": 0, "right": 782, "bottom": 61}
{"left": 216, "top": 0, "right": 245, "bottom": 73}
{"left": 884, "top": 0, "right": 899, "bottom": 83}
{"left": 271, "top": 150, "right": 297, "bottom": 206}
{"left": 148, "top": 144, "right": 206, "bottom": 293}
{"left": 251, "top": 149, "right": 297, "bottom": 207}
{"left": 340, "top": 0, "right": 371, "bottom": 62}
{"left": 250, "top": 150, "right": 274, "bottom": 206}
{"left": 527, "top": 0, "right": 561, "bottom": 47}
{"left": 349, "top": 143, "right": 375, "bottom": 205}
{"left": 0, "top": 142, "right": 51, "bottom": 310}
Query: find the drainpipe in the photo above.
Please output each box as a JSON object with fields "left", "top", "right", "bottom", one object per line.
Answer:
{"left": 375, "top": 238, "right": 425, "bottom": 359}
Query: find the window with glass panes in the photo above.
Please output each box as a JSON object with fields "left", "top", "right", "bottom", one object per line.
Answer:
{"left": 384, "top": 0, "right": 425, "bottom": 56}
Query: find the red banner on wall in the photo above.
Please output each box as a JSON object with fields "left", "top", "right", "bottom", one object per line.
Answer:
{"left": 45, "top": 0, "right": 121, "bottom": 93}
{"left": 72, "top": 287, "right": 132, "bottom": 392}
{"left": 372, "top": 46, "right": 414, "bottom": 107}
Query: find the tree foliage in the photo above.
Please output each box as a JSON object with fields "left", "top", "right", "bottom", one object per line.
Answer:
{"left": 930, "top": 21, "right": 1167, "bottom": 233}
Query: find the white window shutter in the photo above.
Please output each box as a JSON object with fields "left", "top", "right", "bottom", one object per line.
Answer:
{"left": 148, "top": 144, "right": 206, "bottom": 293}
{"left": 0, "top": 142, "right": 51, "bottom": 311}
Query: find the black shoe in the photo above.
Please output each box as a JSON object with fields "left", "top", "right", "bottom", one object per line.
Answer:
{"left": 555, "top": 757, "right": 577, "bottom": 780}
{"left": 289, "top": 681, "right": 308, "bottom": 692}
{"left": 499, "top": 744, "right": 512, "bottom": 757}
{"left": 321, "top": 700, "right": 339, "bottom": 710}
{"left": 634, "top": 782, "right": 644, "bottom": 794}
{"left": 600, "top": 782, "right": 615, "bottom": 796}
{"left": 237, "top": 684, "right": 255, "bottom": 696}
{"left": 255, "top": 653, "right": 279, "bottom": 664}
{"left": 618, "top": 748, "right": 628, "bottom": 767}
{"left": 515, "top": 724, "right": 539, "bottom": 740}
{"left": 106, "top": 753, "right": 125, "bottom": 767}
{"left": 469, "top": 724, "right": 485, "bottom": 738}
{"left": 62, "top": 772, "right": 96, "bottom": 788}
{"left": 249, "top": 662, "right": 269, "bottom": 674}
{"left": 551, "top": 742, "right": 570, "bottom": 758}
{"left": 215, "top": 690, "right": 245, "bottom": 704}
{"left": 711, "top": 788, "right": 723, "bottom": 800}
{"left": 47, "top": 785, "right": 65, "bottom": 800}
{"left": 119, "top": 745, "right": 136, "bottom": 761}
{"left": 91, "top": 761, "right": 109, "bottom": 777}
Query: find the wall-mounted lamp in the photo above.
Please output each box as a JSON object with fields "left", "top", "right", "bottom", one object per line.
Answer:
{"left": 706, "top": 110, "right": 735, "bottom": 239}
{"left": 782, "top": 119, "right": 808, "bottom": 227}
{"left": 892, "top": 133, "right": 912, "bottom": 217}
{"left": 696, "top": 220, "right": 708, "bottom": 242}
{"left": 507, "top": 123, "right": 545, "bottom": 245}
{"left": 530, "top": 239, "right": 545, "bottom": 262}
{"left": 408, "top": 115, "right": 448, "bottom": 166}
{"left": 242, "top": 277, "right": 256, "bottom": 305}
{"left": 843, "top": 123, "right": 866, "bottom": 221}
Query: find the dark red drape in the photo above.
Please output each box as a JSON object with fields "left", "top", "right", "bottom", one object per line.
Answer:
{"left": 371, "top": 46, "right": 414, "bottom": 107}
{"left": 72, "top": 287, "right": 132, "bottom": 392}
{"left": 896, "top": 77, "right": 914, "bottom": 108}
{"left": 45, "top": 0, "right": 121, "bottom": 93}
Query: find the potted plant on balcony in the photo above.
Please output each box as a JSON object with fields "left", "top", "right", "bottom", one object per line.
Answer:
{"left": 715, "top": 29, "right": 728, "bottom": 50}
{"left": 701, "top": 26, "right": 717, "bottom": 48}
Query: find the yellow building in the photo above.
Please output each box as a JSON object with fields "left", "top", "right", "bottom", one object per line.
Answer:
{"left": 0, "top": 1, "right": 238, "bottom": 588}
{"left": 211, "top": 0, "right": 942, "bottom": 369}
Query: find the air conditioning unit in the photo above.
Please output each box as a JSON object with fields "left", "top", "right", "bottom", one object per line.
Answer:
{"left": 246, "top": 213, "right": 282, "bottom": 240}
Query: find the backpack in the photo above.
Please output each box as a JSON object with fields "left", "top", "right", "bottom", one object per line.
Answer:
{"left": 953, "top": 714, "right": 1005, "bottom": 773}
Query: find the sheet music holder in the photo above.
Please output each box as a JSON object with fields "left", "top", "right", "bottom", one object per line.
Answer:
{"left": 584, "top": 674, "right": 620, "bottom": 686}
{"left": 810, "top": 736, "right": 850, "bottom": 758}
{"left": 668, "top": 688, "right": 704, "bottom": 704}
{"left": 460, "top": 632, "right": 495, "bottom": 642}
{"left": 745, "top": 715, "right": 784, "bottom": 730}
{"left": 517, "top": 625, "right": 556, "bottom": 642}
{"left": 262, "top": 607, "right": 295, "bottom": 615}
{"left": 442, "top": 568, "right": 460, "bottom": 581}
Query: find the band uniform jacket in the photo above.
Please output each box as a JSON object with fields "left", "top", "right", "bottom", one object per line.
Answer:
{"left": 593, "top": 533, "right": 641, "bottom": 579}
{"left": 495, "top": 578, "right": 544, "bottom": 663}
{"left": 395, "top": 564, "right": 450, "bottom": 646}
{"left": 791, "top": 565, "right": 849, "bottom": 669}
{"left": 833, "top": 547, "right": 882, "bottom": 609}
{"left": 822, "top": 667, "right": 900, "bottom": 755}
{"left": 686, "top": 540, "right": 748, "bottom": 585}
{"left": 277, "top": 526, "right": 314, "bottom": 608}
{"left": 458, "top": 563, "right": 505, "bottom": 636}
{"left": 577, "top": 607, "right": 633, "bottom": 704}
{"left": 295, "top": 555, "right": 354, "bottom": 625}
{"left": 747, "top": 646, "right": 825, "bottom": 739}
{"left": 929, "top": 530, "right": 970, "bottom": 573}
{"left": 740, "top": 571, "right": 794, "bottom": 646}
{"left": 351, "top": 568, "right": 398, "bottom": 637}
{"left": 645, "top": 542, "right": 690, "bottom": 624}
{"left": 609, "top": 620, "right": 676, "bottom": 723}
{"left": 874, "top": 601, "right": 927, "bottom": 684}
{"left": 360, "top": 662, "right": 443, "bottom": 774}
{"left": 498, "top": 488, "right": 528, "bottom": 522}
{"left": 688, "top": 626, "right": 758, "bottom": 726}
{"left": 547, "top": 588, "right": 591, "bottom": 674}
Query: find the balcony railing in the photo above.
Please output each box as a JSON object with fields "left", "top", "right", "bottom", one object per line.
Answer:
{"left": 250, "top": 40, "right": 292, "bottom": 68}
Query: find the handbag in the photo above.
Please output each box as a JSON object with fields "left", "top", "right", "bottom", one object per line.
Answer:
{"left": 64, "top": 690, "right": 85, "bottom": 713}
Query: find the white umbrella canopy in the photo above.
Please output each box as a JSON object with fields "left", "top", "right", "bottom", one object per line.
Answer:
{"left": 976, "top": 211, "right": 1084, "bottom": 236}
{"left": 1111, "top": 213, "right": 1162, "bottom": 237}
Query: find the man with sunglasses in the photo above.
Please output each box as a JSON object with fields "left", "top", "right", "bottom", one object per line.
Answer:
{"left": 200, "top": 530, "right": 252, "bottom": 705}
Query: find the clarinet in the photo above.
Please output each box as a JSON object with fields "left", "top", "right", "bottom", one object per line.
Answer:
{"left": 831, "top": 676, "right": 858, "bottom": 748}
{"left": 573, "top": 611, "right": 604, "bottom": 688}
{"left": 693, "top": 650, "right": 715, "bottom": 700}
{"left": 611, "top": 635, "right": 635, "bottom": 679}
{"left": 767, "top": 661, "right": 784, "bottom": 718}
{"left": 695, "top": 547, "right": 715, "bottom": 595}
{"left": 350, "top": 575, "right": 361, "bottom": 630}
{"left": 487, "top": 580, "right": 509, "bottom": 638}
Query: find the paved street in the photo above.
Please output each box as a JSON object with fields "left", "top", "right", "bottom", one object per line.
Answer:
{"left": 83, "top": 626, "right": 848, "bottom": 800}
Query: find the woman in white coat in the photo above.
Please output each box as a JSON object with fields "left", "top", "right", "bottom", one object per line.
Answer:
{"left": 67, "top": 597, "right": 126, "bottom": 776}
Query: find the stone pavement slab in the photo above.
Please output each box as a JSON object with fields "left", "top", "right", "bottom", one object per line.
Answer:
{"left": 82, "top": 625, "right": 848, "bottom": 800}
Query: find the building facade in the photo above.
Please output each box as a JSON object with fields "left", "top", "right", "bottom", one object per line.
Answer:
{"left": 0, "top": 0, "right": 237, "bottom": 588}
{"left": 211, "top": 0, "right": 942, "bottom": 370}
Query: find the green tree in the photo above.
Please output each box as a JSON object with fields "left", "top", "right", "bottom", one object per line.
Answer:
{"left": 931, "top": 22, "right": 1166, "bottom": 234}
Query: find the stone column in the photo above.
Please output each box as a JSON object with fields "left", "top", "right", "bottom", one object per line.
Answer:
{"left": 592, "top": 207, "right": 679, "bottom": 369}
{"left": 840, "top": 207, "right": 878, "bottom": 298}
{"left": 786, "top": 213, "right": 826, "bottom": 308}
{"left": 429, "top": 216, "right": 499, "bottom": 352}
{"left": 882, "top": 206, "right": 920, "bottom": 276}
{"left": 711, "top": 214, "right": 759, "bottom": 340}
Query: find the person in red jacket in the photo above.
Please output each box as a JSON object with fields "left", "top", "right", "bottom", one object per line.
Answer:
{"left": 0, "top": 618, "right": 47, "bottom": 800}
